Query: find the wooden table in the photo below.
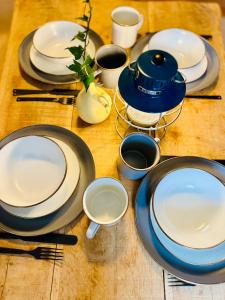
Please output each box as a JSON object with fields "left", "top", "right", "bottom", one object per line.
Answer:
{"left": 0, "top": 1, "right": 225, "bottom": 299}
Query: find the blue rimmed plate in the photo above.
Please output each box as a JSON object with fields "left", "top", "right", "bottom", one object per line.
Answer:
{"left": 135, "top": 156, "right": 225, "bottom": 284}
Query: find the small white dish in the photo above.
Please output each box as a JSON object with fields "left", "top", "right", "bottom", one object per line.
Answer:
{"left": 179, "top": 55, "right": 208, "bottom": 83}
{"left": 150, "top": 198, "right": 225, "bottom": 266}
{"left": 127, "top": 106, "right": 164, "bottom": 127}
{"left": 148, "top": 29, "right": 205, "bottom": 69}
{"left": 33, "top": 21, "right": 85, "bottom": 58}
{"left": 30, "top": 39, "right": 95, "bottom": 76}
{"left": 0, "top": 136, "right": 67, "bottom": 207}
{"left": 1, "top": 137, "right": 80, "bottom": 218}
{"left": 152, "top": 168, "right": 225, "bottom": 249}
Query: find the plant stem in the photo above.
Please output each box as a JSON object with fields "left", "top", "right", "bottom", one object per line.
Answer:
{"left": 83, "top": 2, "right": 92, "bottom": 60}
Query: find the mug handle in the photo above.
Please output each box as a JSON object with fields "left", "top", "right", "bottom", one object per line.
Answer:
{"left": 137, "top": 14, "right": 144, "bottom": 30}
{"left": 86, "top": 221, "right": 100, "bottom": 239}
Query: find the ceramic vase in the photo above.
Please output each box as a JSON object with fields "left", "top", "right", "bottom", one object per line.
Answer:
{"left": 76, "top": 82, "right": 112, "bottom": 124}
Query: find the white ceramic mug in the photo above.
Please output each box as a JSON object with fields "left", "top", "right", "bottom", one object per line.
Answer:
{"left": 83, "top": 177, "right": 128, "bottom": 239}
{"left": 111, "top": 6, "right": 144, "bottom": 48}
{"left": 95, "top": 44, "right": 128, "bottom": 89}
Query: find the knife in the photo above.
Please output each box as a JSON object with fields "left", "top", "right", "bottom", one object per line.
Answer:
{"left": 0, "top": 232, "right": 78, "bottom": 245}
{"left": 13, "top": 88, "right": 80, "bottom": 96}
{"left": 185, "top": 95, "right": 222, "bottom": 100}
{"left": 161, "top": 156, "right": 225, "bottom": 166}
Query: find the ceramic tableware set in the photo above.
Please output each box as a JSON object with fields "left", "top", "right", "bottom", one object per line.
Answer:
{"left": 19, "top": 21, "right": 104, "bottom": 84}
{"left": 0, "top": 125, "right": 95, "bottom": 235}
{"left": 3, "top": 4, "right": 225, "bottom": 285}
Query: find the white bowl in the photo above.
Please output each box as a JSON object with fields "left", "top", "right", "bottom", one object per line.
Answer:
{"left": 148, "top": 29, "right": 205, "bottom": 69}
{"left": 33, "top": 21, "right": 86, "bottom": 58}
{"left": 1, "top": 137, "right": 80, "bottom": 218}
{"left": 0, "top": 136, "right": 67, "bottom": 207}
{"left": 179, "top": 55, "right": 208, "bottom": 83}
{"left": 150, "top": 197, "right": 225, "bottom": 266}
{"left": 152, "top": 168, "right": 225, "bottom": 249}
{"left": 30, "top": 45, "right": 74, "bottom": 75}
{"left": 30, "top": 37, "right": 95, "bottom": 76}
{"left": 127, "top": 106, "right": 164, "bottom": 127}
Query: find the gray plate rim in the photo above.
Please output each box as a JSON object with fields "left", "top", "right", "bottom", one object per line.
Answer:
{"left": 0, "top": 125, "right": 95, "bottom": 236}
{"left": 135, "top": 156, "right": 225, "bottom": 285}
{"left": 131, "top": 34, "right": 220, "bottom": 93}
{"left": 19, "top": 29, "right": 104, "bottom": 85}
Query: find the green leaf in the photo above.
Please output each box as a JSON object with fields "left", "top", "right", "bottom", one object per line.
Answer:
{"left": 84, "top": 55, "right": 94, "bottom": 67}
{"left": 77, "top": 15, "right": 88, "bottom": 22}
{"left": 67, "top": 45, "right": 83, "bottom": 59}
{"left": 71, "top": 31, "right": 85, "bottom": 42}
{"left": 80, "top": 63, "right": 94, "bottom": 91}
{"left": 83, "top": 73, "right": 94, "bottom": 91}
{"left": 67, "top": 61, "right": 82, "bottom": 74}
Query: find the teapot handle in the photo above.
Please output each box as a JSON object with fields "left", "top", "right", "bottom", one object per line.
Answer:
{"left": 128, "top": 61, "right": 137, "bottom": 72}
{"left": 174, "top": 72, "right": 186, "bottom": 84}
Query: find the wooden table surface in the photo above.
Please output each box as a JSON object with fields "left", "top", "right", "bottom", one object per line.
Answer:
{"left": 0, "top": 0, "right": 225, "bottom": 299}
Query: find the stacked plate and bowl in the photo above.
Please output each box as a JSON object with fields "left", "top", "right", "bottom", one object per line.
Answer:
{"left": 135, "top": 156, "right": 225, "bottom": 285}
{"left": 0, "top": 125, "right": 95, "bottom": 236}
{"left": 148, "top": 29, "right": 207, "bottom": 84}
{"left": 131, "top": 28, "right": 219, "bottom": 94}
{"left": 19, "top": 21, "right": 103, "bottom": 84}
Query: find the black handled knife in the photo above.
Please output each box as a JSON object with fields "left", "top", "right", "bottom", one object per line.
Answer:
{"left": 13, "top": 88, "right": 79, "bottom": 96}
{"left": 0, "top": 232, "right": 78, "bottom": 245}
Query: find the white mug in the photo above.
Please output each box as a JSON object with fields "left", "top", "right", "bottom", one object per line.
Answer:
{"left": 83, "top": 177, "right": 128, "bottom": 239}
{"left": 95, "top": 44, "right": 128, "bottom": 89}
{"left": 111, "top": 6, "right": 144, "bottom": 48}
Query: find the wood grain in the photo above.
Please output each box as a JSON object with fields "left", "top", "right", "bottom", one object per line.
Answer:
{"left": 0, "top": 1, "right": 224, "bottom": 300}
{"left": 0, "top": 0, "right": 14, "bottom": 79}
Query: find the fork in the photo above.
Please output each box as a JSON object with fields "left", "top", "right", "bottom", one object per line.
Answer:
{"left": 16, "top": 97, "right": 75, "bottom": 105}
{"left": 167, "top": 273, "right": 196, "bottom": 287}
{"left": 0, "top": 246, "right": 63, "bottom": 261}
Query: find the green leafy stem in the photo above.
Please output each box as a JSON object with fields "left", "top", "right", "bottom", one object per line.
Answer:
{"left": 67, "top": 0, "right": 94, "bottom": 91}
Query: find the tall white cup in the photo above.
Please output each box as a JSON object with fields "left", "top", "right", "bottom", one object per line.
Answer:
{"left": 83, "top": 177, "right": 128, "bottom": 239}
{"left": 111, "top": 6, "right": 144, "bottom": 48}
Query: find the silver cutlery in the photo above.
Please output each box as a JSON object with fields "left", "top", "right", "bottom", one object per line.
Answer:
{"left": 167, "top": 274, "right": 195, "bottom": 287}
{"left": 0, "top": 246, "right": 63, "bottom": 261}
{"left": 0, "top": 232, "right": 78, "bottom": 245}
{"left": 16, "top": 96, "right": 75, "bottom": 105}
{"left": 185, "top": 95, "right": 222, "bottom": 100}
{"left": 13, "top": 88, "right": 79, "bottom": 96}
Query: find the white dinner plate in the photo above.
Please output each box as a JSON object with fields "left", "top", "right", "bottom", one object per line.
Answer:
{"left": 152, "top": 168, "right": 225, "bottom": 249}
{"left": 30, "top": 39, "right": 96, "bottom": 76}
{"left": 0, "top": 136, "right": 66, "bottom": 207}
{"left": 150, "top": 196, "right": 225, "bottom": 266}
{"left": 1, "top": 137, "right": 80, "bottom": 218}
{"left": 179, "top": 55, "right": 208, "bottom": 83}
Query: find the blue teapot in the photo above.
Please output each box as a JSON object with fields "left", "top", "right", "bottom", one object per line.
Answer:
{"left": 118, "top": 50, "right": 186, "bottom": 113}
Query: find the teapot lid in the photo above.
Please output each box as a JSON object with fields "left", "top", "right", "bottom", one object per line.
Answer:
{"left": 137, "top": 50, "right": 178, "bottom": 80}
